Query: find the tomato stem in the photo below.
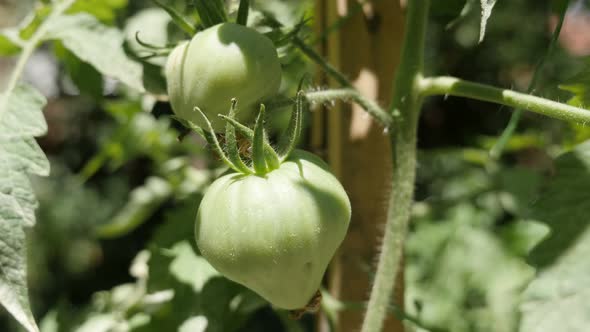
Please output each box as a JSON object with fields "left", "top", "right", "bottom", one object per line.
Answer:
{"left": 419, "top": 76, "right": 590, "bottom": 125}
{"left": 305, "top": 89, "right": 393, "bottom": 128}
{"left": 361, "top": 1, "right": 429, "bottom": 331}
{"left": 236, "top": 0, "right": 250, "bottom": 26}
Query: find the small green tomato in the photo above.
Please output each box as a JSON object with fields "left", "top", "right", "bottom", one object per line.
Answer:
{"left": 195, "top": 150, "right": 351, "bottom": 310}
{"left": 165, "top": 22, "right": 282, "bottom": 132}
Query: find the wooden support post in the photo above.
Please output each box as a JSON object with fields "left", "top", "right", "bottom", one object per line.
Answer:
{"left": 312, "top": 1, "right": 406, "bottom": 331}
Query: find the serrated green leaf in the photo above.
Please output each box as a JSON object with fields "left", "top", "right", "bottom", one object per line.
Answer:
{"left": 520, "top": 140, "right": 590, "bottom": 332}
{"left": 0, "top": 82, "right": 48, "bottom": 332}
{"left": 479, "top": 0, "right": 498, "bottom": 42}
{"left": 53, "top": 42, "right": 104, "bottom": 98}
{"left": 44, "top": 13, "right": 144, "bottom": 92}
{"left": 0, "top": 84, "right": 47, "bottom": 139}
{"left": 0, "top": 198, "right": 39, "bottom": 332}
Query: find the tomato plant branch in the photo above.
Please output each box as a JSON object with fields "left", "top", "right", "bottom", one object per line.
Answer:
{"left": 361, "top": 0, "right": 429, "bottom": 331}
{"left": 419, "top": 76, "right": 590, "bottom": 125}
{"left": 305, "top": 89, "right": 393, "bottom": 127}
{"left": 0, "top": 0, "right": 76, "bottom": 118}
{"left": 293, "top": 36, "right": 395, "bottom": 128}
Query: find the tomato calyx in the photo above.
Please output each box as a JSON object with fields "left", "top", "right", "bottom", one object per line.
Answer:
{"left": 184, "top": 91, "right": 305, "bottom": 176}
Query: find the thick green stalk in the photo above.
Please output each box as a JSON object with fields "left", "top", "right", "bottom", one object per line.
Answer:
{"left": 419, "top": 76, "right": 590, "bottom": 124}
{"left": 361, "top": 1, "right": 429, "bottom": 331}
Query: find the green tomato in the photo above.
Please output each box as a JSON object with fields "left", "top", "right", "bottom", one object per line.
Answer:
{"left": 195, "top": 150, "right": 351, "bottom": 309}
{"left": 165, "top": 22, "right": 282, "bottom": 132}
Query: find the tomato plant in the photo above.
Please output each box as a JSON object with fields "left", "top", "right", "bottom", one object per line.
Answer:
{"left": 4, "top": 1, "right": 590, "bottom": 332}
{"left": 165, "top": 22, "right": 282, "bottom": 132}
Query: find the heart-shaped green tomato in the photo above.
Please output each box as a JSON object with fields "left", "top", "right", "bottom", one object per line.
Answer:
{"left": 165, "top": 22, "right": 281, "bottom": 132}
{"left": 195, "top": 150, "right": 351, "bottom": 309}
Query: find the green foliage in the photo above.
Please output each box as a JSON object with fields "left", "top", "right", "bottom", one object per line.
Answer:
{"left": 0, "top": 84, "right": 49, "bottom": 332}
{"left": 408, "top": 148, "right": 549, "bottom": 332}
{"left": 44, "top": 13, "right": 144, "bottom": 92}
{"left": 561, "top": 59, "right": 590, "bottom": 108}
{"left": 2, "top": 0, "right": 590, "bottom": 331}
{"left": 67, "top": 0, "right": 127, "bottom": 23}
{"left": 520, "top": 140, "right": 590, "bottom": 331}
{"left": 0, "top": 33, "right": 21, "bottom": 56}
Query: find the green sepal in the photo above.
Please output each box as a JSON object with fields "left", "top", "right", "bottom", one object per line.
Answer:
{"left": 194, "top": 0, "right": 228, "bottom": 28}
{"left": 252, "top": 104, "right": 269, "bottom": 174}
{"left": 263, "top": 134, "right": 281, "bottom": 171}
{"left": 191, "top": 107, "right": 241, "bottom": 173}
{"left": 277, "top": 91, "right": 304, "bottom": 161}
{"left": 236, "top": 0, "right": 249, "bottom": 25}
{"left": 218, "top": 114, "right": 278, "bottom": 163}
{"left": 152, "top": 0, "right": 196, "bottom": 36}
{"left": 225, "top": 99, "right": 253, "bottom": 174}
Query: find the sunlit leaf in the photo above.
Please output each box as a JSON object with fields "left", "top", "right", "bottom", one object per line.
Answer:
{"left": 479, "top": 0, "right": 498, "bottom": 42}
{"left": 44, "top": 13, "right": 144, "bottom": 92}
{"left": 0, "top": 84, "right": 48, "bottom": 332}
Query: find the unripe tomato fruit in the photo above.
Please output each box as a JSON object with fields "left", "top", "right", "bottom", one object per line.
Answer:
{"left": 195, "top": 150, "right": 351, "bottom": 309}
{"left": 165, "top": 22, "right": 282, "bottom": 132}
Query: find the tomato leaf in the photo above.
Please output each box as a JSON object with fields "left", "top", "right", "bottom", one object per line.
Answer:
{"left": 520, "top": 140, "right": 590, "bottom": 331}
{"left": 0, "top": 84, "right": 49, "bottom": 332}
{"left": 0, "top": 32, "right": 21, "bottom": 56}
{"left": 43, "top": 13, "right": 145, "bottom": 92}
{"left": 560, "top": 59, "right": 590, "bottom": 108}
{"left": 67, "top": 0, "right": 127, "bottom": 24}
{"left": 479, "top": 0, "right": 498, "bottom": 42}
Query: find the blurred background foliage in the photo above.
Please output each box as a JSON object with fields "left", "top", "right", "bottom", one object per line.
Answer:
{"left": 1, "top": 0, "right": 590, "bottom": 331}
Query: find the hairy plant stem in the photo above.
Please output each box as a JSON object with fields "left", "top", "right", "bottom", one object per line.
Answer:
{"left": 361, "top": 1, "right": 429, "bottom": 332}
{"left": 0, "top": 0, "right": 75, "bottom": 117}
{"left": 419, "top": 76, "right": 590, "bottom": 124}
{"left": 305, "top": 89, "right": 393, "bottom": 127}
